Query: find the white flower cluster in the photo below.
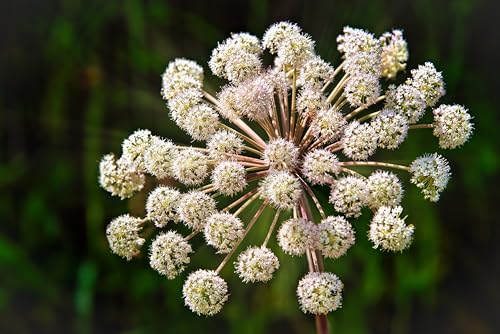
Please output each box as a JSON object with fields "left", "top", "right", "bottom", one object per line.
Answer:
{"left": 99, "top": 21, "right": 472, "bottom": 321}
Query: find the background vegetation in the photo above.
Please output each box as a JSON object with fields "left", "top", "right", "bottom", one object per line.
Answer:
{"left": 1, "top": 0, "right": 499, "bottom": 333}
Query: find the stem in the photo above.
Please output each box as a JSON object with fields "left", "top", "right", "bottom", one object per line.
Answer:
{"left": 345, "top": 95, "right": 385, "bottom": 120}
{"left": 326, "top": 73, "right": 349, "bottom": 104}
{"left": 215, "top": 200, "right": 268, "bottom": 274}
{"left": 219, "top": 123, "right": 262, "bottom": 150}
{"left": 357, "top": 110, "right": 380, "bottom": 123}
{"left": 289, "top": 69, "right": 298, "bottom": 141}
{"left": 184, "top": 231, "right": 198, "bottom": 241}
{"left": 233, "top": 192, "right": 260, "bottom": 217}
{"left": 409, "top": 123, "right": 434, "bottom": 129}
{"left": 339, "top": 161, "right": 410, "bottom": 172}
{"left": 296, "top": 174, "right": 326, "bottom": 219}
{"left": 262, "top": 209, "right": 281, "bottom": 247}
{"left": 233, "top": 118, "right": 267, "bottom": 149}
{"left": 222, "top": 189, "right": 259, "bottom": 211}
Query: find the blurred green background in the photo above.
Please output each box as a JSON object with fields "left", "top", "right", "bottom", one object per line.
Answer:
{"left": 1, "top": 0, "right": 499, "bottom": 333}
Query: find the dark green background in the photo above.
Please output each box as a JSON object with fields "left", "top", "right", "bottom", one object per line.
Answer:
{"left": 1, "top": 0, "right": 499, "bottom": 333}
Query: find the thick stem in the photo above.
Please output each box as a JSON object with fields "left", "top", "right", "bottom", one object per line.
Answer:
{"left": 340, "top": 161, "right": 410, "bottom": 172}
{"left": 409, "top": 123, "right": 434, "bottom": 129}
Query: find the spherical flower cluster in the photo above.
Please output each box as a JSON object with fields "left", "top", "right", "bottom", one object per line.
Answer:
{"left": 298, "top": 56, "right": 335, "bottom": 89}
{"left": 366, "top": 170, "right": 403, "bottom": 209}
{"left": 99, "top": 154, "right": 145, "bottom": 199}
{"left": 329, "top": 176, "right": 368, "bottom": 218}
{"left": 204, "top": 212, "right": 244, "bottom": 254}
{"left": 368, "top": 206, "right": 414, "bottom": 251}
{"left": 432, "top": 104, "right": 474, "bottom": 149}
{"left": 302, "top": 149, "right": 340, "bottom": 185}
{"left": 209, "top": 33, "right": 262, "bottom": 82}
{"left": 310, "top": 108, "right": 347, "bottom": 142}
{"left": 149, "top": 231, "right": 192, "bottom": 279}
{"left": 161, "top": 58, "right": 203, "bottom": 101}
{"left": 263, "top": 138, "right": 299, "bottom": 171}
{"left": 121, "top": 129, "right": 154, "bottom": 172}
{"left": 146, "top": 186, "right": 181, "bottom": 227}
{"left": 385, "top": 84, "right": 426, "bottom": 124}
{"left": 277, "top": 218, "right": 319, "bottom": 256}
{"left": 183, "top": 270, "right": 229, "bottom": 316}
{"left": 143, "top": 137, "right": 177, "bottom": 179}
{"left": 410, "top": 153, "right": 451, "bottom": 202}
{"left": 297, "top": 87, "right": 328, "bottom": 118}
{"left": 408, "top": 62, "right": 445, "bottom": 107}
{"left": 297, "top": 272, "right": 343, "bottom": 315}
{"left": 318, "top": 216, "right": 355, "bottom": 259}
{"left": 342, "top": 121, "right": 378, "bottom": 160}
{"left": 379, "top": 30, "right": 408, "bottom": 79}
{"left": 106, "top": 214, "right": 145, "bottom": 260}
{"left": 178, "top": 191, "right": 217, "bottom": 230}
{"left": 371, "top": 109, "right": 409, "bottom": 150}
{"left": 172, "top": 149, "right": 209, "bottom": 185}
{"left": 260, "top": 172, "right": 302, "bottom": 209}
{"left": 337, "top": 26, "right": 380, "bottom": 58}
{"left": 182, "top": 104, "right": 220, "bottom": 141}
{"left": 235, "top": 246, "right": 280, "bottom": 283}
{"left": 344, "top": 73, "right": 381, "bottom": 107}
{"left": 211, "top": 161, "right": 247, "bottom": 196}
{"left": 167, "top": 89, "right": 203, "bottom": 124}
{"left": 207, "top": 130, "right": 244, "bottom": 161}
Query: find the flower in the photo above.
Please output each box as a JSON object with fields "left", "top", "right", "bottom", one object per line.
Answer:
{"left": 172, "top": 148, "right": 209, "bottom": 185}
{"left": 211, "top": 161, "right": 247, "bottom": 196}
{"left": 121, "top": 129, "right": 154, "bottom": 172}
{"left": 385, "top": 84, "right": 426, "bottom": 124}
{"left": 146, "top": 186, "right": 181, "bottom": 227}
{"left": 149, "top": 231, "right": 192, "bottom": 279}
{"left": 432, "top": 104, "right": 474, "bottom": 149}
{"left": 263, "top": 138, "right": 299, "bottom": 171}
{"left": 204, "top": 212, "right": 244, "bottom": 254}
{"left": 371, "top": 109, "right": 409, "bottom": 150}
{"left": 410, "top": 153, "right": 451, "bottom": 202}
{"left": 297, "top": 272, "right": 343, "bottom": 315}
{"left": 318, "top": 216, "right": 355, "bottom": 259}
{"left": 342, "top": 121, "right": 378, "bottom": 160}
{"left": 368, "top": 206, "right": 414, "bottom": 251}
{"left": 301, "top": 149, "right": 340, "bottom": 185}
{"left": 235, "top": 246, "right": 280, "bottom": 283}
{"left": 329, "top": 176, "right": 368, "bottom": 218}
{"left": 207, "top": 130, "right": 244, "bottom": 161}
{"left": 106, "top": 214, "right": 145, "bottom": 260}
{"left": 183, "top": 270, "right": 229, "bottom": 316}
{"left": 260, "top": 172, "right": 302, "bottom": 210}
{"left": 379, "top": 30, "right": 408, "bottom": 79}
{"left": 99, "top": 154, "right": 145, "bottom": 199}
{"left": 143, "top": 137, "right": 178, "bottom": 179}
{"left": 408, "top": 62, "right": 445, "bottom": 107}
{"left": 366, "top": 170, "right": 403, "bottom": 209}
{"left": 277, "top": 218, "right": 319, "bottom": 256}
{"left": 178, "top": 191, "right": 217, "bottom": 230}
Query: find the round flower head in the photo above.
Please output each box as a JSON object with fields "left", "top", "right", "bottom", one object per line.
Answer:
{"left": 342, "top": 121, "right": 378, "bottom": 160}
{"left": 121, "top": 129, "right": 154, "bottom": 172}
{"left": 143, "top": 137, "right": 178, "bottom": 179}
{"left": 298, "top": 56, "right": 335, "bottom": 89}
{"left": 262, "top": 21, "right": 302, "bottom": 53}
{"left": 211, "top": 161, "right": 247, "bottom": 196}
{"left": 172, "top": 148, "right": 209, "bottom": 186}
{"left": 260, "top": 172, "right": 302, "bottom": 210}
{"left": 379, "top": 30, "right": 408, "bottom": 79}
{"left": 318, "top": 216, "right": 355, "bottom": 259}
{"left": 204, "top": 212, "right": 244, "bottom": 254}
{"left": 167, "top": 88, "right": 203, "bottom": 123}
{"left": 344, "top": 73, "right": 381, "bottom": 107}
{"left": 408, "top": 62, "right": 445, "bottom": 107}
{"left": 274, "top": 32, "right": 315, "bottom": 69}
{"left": 235, "top": 246, "right": 280, "bottom": 283}
{"left": 368, "top": 206, "right": 414, "bottom": 251}
{"left": 371, "top": 109, "right": 409, "bottom": 150}
{"left": 337, "top": 26, "right": 380, "bottom": 57}
{"left": 263, "top": 138, "right": 299, "bottom": 171}
{"left": 177, "top": 191, "right": 217, "bottom": 230}
{"left": 277, "top": 218, "right": 319, "bottom": 256}
{"left": 183, "top": 269, "right": 229, "bottom": 316}
{"left": 410, "top": 153, "right": 451, "bottom": 202}
{"left": 146, "top": 186, "right": 182, "bottom": 227}
{"left": 209, "top": 33, "right": 262, "bottom": 82}
{"left": 310, "top": 108, "right": 347, "bottom": 142}
{"left": 302, "top": 149, "right": 340, "bottom": 185}
{"left": 161, "top": 58, "right": 203, "bottom": 100}
{"left": 149, "top": 231, "right": 193, "bottom": 279}
{"left": 99, "top": 154, "right": 145, "bottom": 199}
{"left": 106, "top": 214, "right": 145, "bottom": 260}
{"left": 216, "top": 85, "right": 244, "bottom": 120}
{"left": 432, "top": 104, "right": 474, "bottom": 149}
{"left": 233, "top": 73, "right": 274, "bottom": 121}
{"left": 329, "top": 176, "right": 368, "bottom": 218}
{"left": 297, "top": 87, "right": 328, "bottom": 118}
{"left": 182, "top": 104, "right": 220, "bottom": 141}
{"left": 297, "top": 272, "right": 343, "bottom": 315}
{"left": 207, "top": 130, "right": 244, "bottom": 161}
{"left": 366, "top": 170, "right": 403, "bottom": 209}
{"left": 343, "top": 50, "right": 381, "bottom": 76}
{"left": 385, "top": 84, "right": 426, "bottom": 124}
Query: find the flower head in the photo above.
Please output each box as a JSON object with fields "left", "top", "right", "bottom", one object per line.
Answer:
{"left": 207, "top": 130, "right": 244, "bottom": 161}
{"left": 183, "top": 270, "right": 229, "bottom": 316}
{"left": 106, "top": 214, "right": 145, "bottom": 260}
{"left": 329, "top": 176, "right": 368, "bottom": 218}
{"left": 342, "top": 121, "right": 378, "bottom": 160}
{"left": 277, "top": 218, "right": 319, "bottom": 256}
{"left": 99, "top": 154, "right": 145, "bottom": 199}
{"left": 297, "top": 272, "right": 343, "bottom": 315}
{"left": 204, "top": 212, "right": 244, "bottom": 254}
{"left": 318, "top": 216, "right": 355, "bottom": 259}
{"left": 178, "top": 191, "right": 217, "bottom": 230}
{"left": 121, "top": 129, "right": 154, "bottom": 172}
{"left": 410, "top": 153, "right": 451, "bottom": 202}
{"left": 211, "top": 161, "right": 247, "bottom": 196}
{"left": 379, "top": 30, "right": 408, "bottom": 79}
{"left": 149, "top": 231, "right": 192, "bottom": 279}
{"left": 143, "top": 137, "right": 178, "bottom": 179}
{"left": 366, "top": 170, "right": 403, "bottom": 209}
{"left": 408, "top": 62, "right": 445, "bottom": 107}
{"left": 371, "top": 109, "right": 409, "bottom": 150}
{"left": 432, "top": 104, "right": 474, "bottom": 149}
{"left": 263, "top": 138, "right": 299, "bottom": 171}
{"left": 172, "top": 149, "right": 209, "bottom": 185}
{"left": 385, "top": 84, "right": 426, "bottom": 124}
{"left": 302, "top": 149, "right": 340, "bottom": 185}
{"left": 368, "top": 206, "right": 414, "bottom": 251}
{"left": 260, "top": 172, "right": 302, "bottom": 210}
{"left": 235, "top": 246, "right": 280, "bottom": 283}
{"left": 146, "top": 186, "right": 181, "bottom": 227}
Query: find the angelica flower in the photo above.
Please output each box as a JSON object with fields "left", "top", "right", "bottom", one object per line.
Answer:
{"left": 408, "top": 62, "right": 445, "bottom": 107}
{"left": 432, "top": 104, "right": 474, "bottom": 149}
{"left": 368, "top": 206, "right": 414, "bottom": 251}
{"left": 379, "top": 30, "right": 408, "bottom": 79}
{"left": 302, "top": 149, "right": 340, "bottom": 185}
{"left": 310, "top": 108, "right": 347, "bottom": 142}
{"left": 342, "top": 121, "right": 378, "bottom": 160}
{"left": 106, "top": 214, "right": 145, "bottom": 260}
{"left": 297, "top": 272, "right": 343, "bottom": 315}
{"left": 318, "top": 216, "right": 355, "bottom": 259}
{"left": 178, "top": 191, "right": 217, "bottom": 231}
{"left": 143, "top": 137, "right": 178, "bottom": 179}
{"left": 235, "top": 246, "right": 280, "bottom": 283}
{"left": 329, "top": 176, "right": 368, "bottom": 218}
{"left": 410, "top": 153, "right": 451, "bottom": 202}
{"left": 371, "top": 109, "right": 409, "bottom": 150}
{"left": 263, "top": 138, "right": 299, "bottom": 171}
{"left": 298, "top": 56, "right": 335, "bottom": 89}
{"left": 260, "top": 172, "right": 302, "bottom": 210}
{"left": 121, "top": 129, "right": 154, "bottom": 172}
{"left": 172, "top": 148, "right": 209, "bottom": 185}
{"left": 182, "top": 104, "right": 220, "bottom": 141}
{"left": 99, "top": 154, "right": 145, "bottom": 199}
{"left": 211, "top": 161, "right": 247, "bottom": 196}
{"left": 204, "top": 212, "right": 244, "bottom": 254}
{"left": 366, "top": 170, "right": 403, "bottom": 209}
{"left": 385, "top": 84, "right": 426, "bottom": 124}
{"left": 344, "top": 73, "right": 381, "bottom": 107}
{"left": 277, "top": 218, "right": 319, "bottom": 256}
{"left": 206, "top": 130, "right": 244, "bottom": 161}
{"left": 183, "top": 270, "right": 229, "bottom": 316}
{"left": 149, "top": 231, "right": 192, "bottom": 279}
{"left": 146, "top": 186, "right": 181, "bottom": 227}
